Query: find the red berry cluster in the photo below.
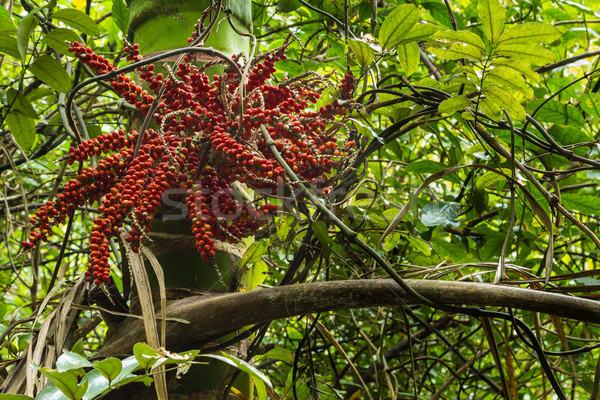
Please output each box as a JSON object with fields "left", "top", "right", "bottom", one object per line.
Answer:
{"left": 24, "top": 38, "right": 356, "bottom": 285}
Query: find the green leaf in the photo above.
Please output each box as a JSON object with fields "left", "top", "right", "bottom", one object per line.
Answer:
{"left": 112, "top": 355, "right": 142, "bottom": 384}
{"left": 480, "top": 234, "right": 504, "bottom": 261}
{"left": 420, "top": 1, "right": 456, "bottom": 29}
{"left": 484, "top": 85, "right": 526, "bottom": 122}
{"left": 405, "top": 160, "right": 444, "bottom": 173}
{"left": 490, "top": 58, "right": 539, "bottom": 83}
{"left": 6, "top": 88, "right": 38, "bottom": 118}
{"left": 580, "top": 93, "right": 600, "bottom": 118}
{"left": 241, "top": 240, "right": 268, "bottom": 266}
{"left": 259, "top": 347, "right": 294, "bottom": 363}
{"left": 0, "top": 35, "right": 19, "bottom": 58}
{"left": 29, "top": 55, "right": 71, "bottom": 93}
{"left": 56, "top": 352, "right": 92, "bottom": 372}
{"left": 548, "top": 125, "right": 592, "bottom": 147}
{"left": 408, "top": 236, "right": 431, "bottom": 256}
{"left": 438, "top": 95, "right": 472, "bottom": 115}
{"left": 348, "top": 38, "right": 374, "bottom": 68}
{"left": 42, "top": 28, "right": 81, "bottom": 54}
{"left": 486, "top": 66, "right": 533, "bottom": 99}
{"left": 495, "top": 43, "right": 555, "bottom": 66}
{"left": 38, "top": 369, "right": 87, "bottom": 400}
{"left": 0, "top": 7, "right": 10, "bottom": 19}
{"left": 428, "top": 43, "right": 482, "bottom": 61}
{"left": 81, "top": 369, "right": 110, "bottom": 400}
{"left": 92, "top": 358, "right": 122, "bottom": 383}
{"left": 0, "top": 18, "right": 16, "bottom": 35}
{"left": 478, "top": 97, "right": 503, "bottom": 120}
{"left": 561, "top": 194, "right": 600, "bottom": 215}
{"left": 111, "top": 0, "right": 130, "bottom": 34}
{"left": 5, "top": 111, "right": 36, "bottom": 151}
{"left": 277, "top": 0, "right": 302, "bottom": 12}
{"left": 241, "top": 259, "right": 268, "bottom": 291}
{"left": 85, "top": 124, "right": 102, "bottom": 138}
{"left": 475, "top": 169, "right": 511, "bottom": 189}
{"left": 420, "top": 201, "right": 461, "bottom": 227}
{"left": 432, "top": 29, "right": 486, "bottom": 52}
{"left": 0, "top": 395, "right": 36, "bottom": 400}
{"left": 17, "top": 14, "right": 38, "bottom": 62}
{"left": 202, "top": 353, "right": 274, "bottom": 390}
{"left": 133, "top": 342, "right": 159, "bottom": 370}
{"left": 71, "top": 338, "right": 85, "bottom": 357}
{"left": 396, "top": 23, "right": 441, "bottom": 46}
{"left": 527, "top": 99, "right": 585, "bottom": 126}
{"left": 312, "top": 220, "right": 333, "bottom": 256}
{"left": 52, "top": 8, "right": 99, "bottom": 37}
{"left": 478, "top": 0, "right": 505, "bottom": 44}
{"left": 379, "top": 4, "right": 420, "bottom": 50}
{"left": 497, "top": 22, "right": 562, "bottom": 45}
{"left": 396, "top": 41, "right": 420, "bottom": 76}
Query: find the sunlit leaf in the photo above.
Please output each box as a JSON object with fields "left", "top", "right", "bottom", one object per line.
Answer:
{"left": 241, "top": 259, "right": 268, "bottom": 291}
{"left": 92, "top": 358, "right": 122, "bottom": 383}
{"left": 258, "top": 347, "right": 294, "bottom": 363}
{"left": 56, "top": 352, "right": 92, "bottom": 372}
{"left": 478, "top": 0, "right": 505, "bottom": 44}
{"left": 5, "top": 111, "right": 36, "bottom": 151}
{"left": 497, "top": 22, "right": 562, "bottom": 45}
{"left": 580, "top": 93, "right": 600, "bottom": 118}
{"left": 133, "top": 342, "right": 160, "bottom": 370}
{"left": 29, "top": 55, "right": 71, "bottom": 93}
{"left": 111, "top": 0, "right": 130, "bottom": 34}
{"left": 396, "top": 41, "right": 420, "bottom": 76}
{"left": 0, "top": 36, "right": 20, "bottom": 59}
{"left": 242, "top": 240, "right": 268, "bottom": 266}
{"left": 475, "top": 169, "right": 511, "bottom": 189}
{"left": 42, "top": 28, "right": 81, "bottom": 54}
{"left": 432, "top": 29, "right": 486, "bottom": 52}
{"left": 379, "top": 4, "right": 420, "bottom": 50}
{"left": 17, "top": 14, "right": 38, "bottom": 62}
{"left": 348, "top": 38, "right": 374, "bottom": 68}
{"left": 438, "top": 95, "right": 472, "bottom": 115}
{"left": 490, "top": 58, "right": 540, "bottom": 82}
{"left": 495, "top": 43, "right": 555, "bottom": 66}
{"left": 486, "top": 66, "right": 534, "bottom": 99}
{"left": 202, "top": 353, "right": 274, "bottom": 389}
{"left": 6, "top": 88, "right": 38, "bottom": 118}
{"left": 52, "top": 8, "right": 99, "bottom": 36}
{"left": 478, "top": 97, "right": 503, "bottom": 120}
{"left": 484, "top": 85, "right": 526, "bottom": 122}
{"left": 429, "top": 43, "right": 482, "bottom": 61}
{"left": 408, "top": 236, "right": 431, "bottom": 256}
{"left": 396, "top": 23, "right": 441, "bottom": 46}
{"left": 38, "top": 368, "right": 88, "bottom": 400}
{"left": 0, "top": 18, "right": 16, "bottom": 35}
{"left": 561, "top": 193, "right": 600, "bottom": 216}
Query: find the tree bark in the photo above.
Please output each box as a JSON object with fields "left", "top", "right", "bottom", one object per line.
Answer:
{"left": 97, "top": 278, "right": 600, "bottom": 358}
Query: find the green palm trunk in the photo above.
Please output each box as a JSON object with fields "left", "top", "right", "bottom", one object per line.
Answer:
{"left": 112, "top": 1, "right": 253, "bottom": 397}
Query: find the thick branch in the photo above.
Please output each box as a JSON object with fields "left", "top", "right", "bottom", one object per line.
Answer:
{"left": 97, "top": 279, "right": 600, "bottom": 357}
